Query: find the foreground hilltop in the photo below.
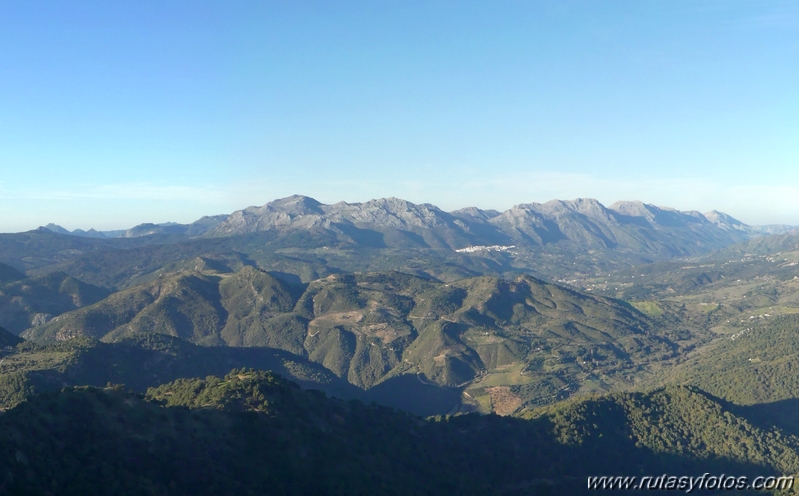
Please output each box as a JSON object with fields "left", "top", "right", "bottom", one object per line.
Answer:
{"left": 1, "top": 369, "right": 796, "bottom": 495}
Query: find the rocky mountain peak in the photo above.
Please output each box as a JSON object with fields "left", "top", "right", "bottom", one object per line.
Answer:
{"left": 43, "top": 223, "right": 71, "bottom": 235}
{"left": 118, "top": 194, "right": 762, "bottom": 257}
{"left": 608, "top": 200, "right": 656, "bottom": 219}
{"left": 41, "top": 224, "right": 107, "bottom": 238}
{"left": 704, "top": 210, "right": 749, "bottom": 231}
{"left": 608, "top": 201, "right": 711, "bottom": 227}
{"left": 245, "top": 195, "right": 325, "bottom": 217}
{"left": 341, "top": 197, "right": 452, "bottom": 228}
{"left": 450, "top": 207, "right": 501, "bottom": 221}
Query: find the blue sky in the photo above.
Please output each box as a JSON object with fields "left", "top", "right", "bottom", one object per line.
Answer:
{"left": 1, "top": 1, "right": 797, "bottom": 232}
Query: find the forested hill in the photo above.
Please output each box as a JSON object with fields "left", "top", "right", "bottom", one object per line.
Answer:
{"left": 19, "top": 268, "right": 676, "bottom": 415}
{"left": 0, "top": 369, "right": 796, "bottom": 495}
{"left": 0, "top": 334, "right": 362, "bottom": 412}
{"left": 657, "top": 314, "right": 799, "bottom": 407}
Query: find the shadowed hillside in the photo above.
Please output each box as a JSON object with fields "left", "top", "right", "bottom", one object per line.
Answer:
{"left": 0, "top": 334, "right": 361, "bottom": 411}
{"left": 0, "top": 271, "right": 110, "bottom": 334}
{"left": 0, "top": 370, "right": 796, "bottom": 495}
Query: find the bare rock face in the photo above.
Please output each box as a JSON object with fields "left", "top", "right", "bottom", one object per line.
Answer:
{"left": 207, "top": 195, "right": 459, "bottom": 236}
{"left": 704, "top": 210, "right": 750, "bottom": 232}
{"left": 198, "top": 194, "right": 755, "bottom": 257}
{"left": 608, "top": 200, "right": 658, "bottom": 221}
{"left": 36, "top": 194, "right": 766, "bottom": 257}
{"left": 540, "top": 198, "right": 616, "bottom": 222}
{"left": 30, "top": 313, "right": 53, "bottom": 327}
{"left": 450, "top": 206, "right": 501, "bottom": 222}
{"left": 208, "top": 195, "right": 328, "bottom": 235}
{"left": 608, "top": 201, "right": 710, "bottom": 228}
{"left": 327, "top": 197, "right": 454, "bottom": 229}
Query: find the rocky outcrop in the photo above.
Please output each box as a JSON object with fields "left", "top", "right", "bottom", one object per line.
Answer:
{"left": 199, "top": 195, "right": 760, "bottom": 257}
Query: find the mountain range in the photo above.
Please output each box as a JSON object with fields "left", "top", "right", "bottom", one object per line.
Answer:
{"left": 41, "top": 195, "right": 796, "bottom": 258}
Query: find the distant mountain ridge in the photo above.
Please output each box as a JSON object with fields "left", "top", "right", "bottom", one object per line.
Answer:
{"left": 39, "top": 195, "right": 794, "bottom": 259}
{"left": 43, "top": 223, "right": 108, "bottom": 238}
{"left": 202, "top": 195, "right": 781, "bottom": 258}
{"left": 42, "top": 216, "right": 228, "bottom": 239}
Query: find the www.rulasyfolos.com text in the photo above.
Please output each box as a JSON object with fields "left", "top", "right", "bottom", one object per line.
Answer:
{"left": 587, "top": 473, "right": 794, "bottom": 491}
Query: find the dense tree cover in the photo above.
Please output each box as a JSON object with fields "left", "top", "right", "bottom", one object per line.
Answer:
{"left": 0, "top": 271, "right": 110, "bottom": 334}
{"left": 526, "top": 386, "right": 799, "bottom": 475}
{"left": 662, "top": 315, "right": 799, "bottom": 406}
{"left": 0, "top": 369, "right": 796, "bottom": 495}
{"left": 0, "top": 335, "right": 361, "bottom": 411}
